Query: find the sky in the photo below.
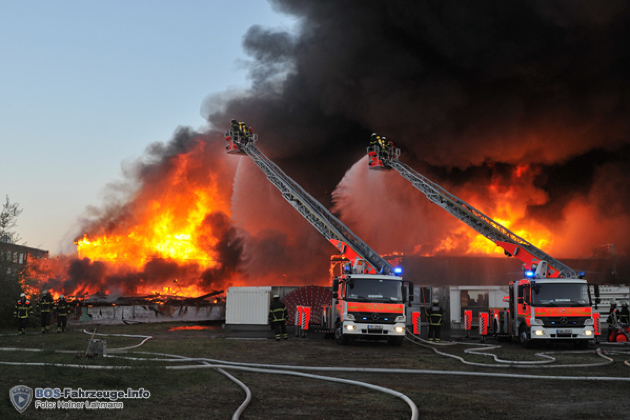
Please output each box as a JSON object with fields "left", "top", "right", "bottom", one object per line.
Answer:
{"left": 0, "top": 0, "right": 297, "bottom": 255}
{"left": 2, "top": 0, "right": 629, "bottom": 294}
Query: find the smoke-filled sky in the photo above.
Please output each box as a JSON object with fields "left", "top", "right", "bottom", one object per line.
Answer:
{"left": 6, "top": 1, "right": 630, "bottom": 292}
{"left": 205, "top": 0, "right": 630, "bottom": 267}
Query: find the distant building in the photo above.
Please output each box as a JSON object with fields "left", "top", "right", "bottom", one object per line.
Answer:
{"left": 0, "top": 239, "right": 49, "bottom": 276}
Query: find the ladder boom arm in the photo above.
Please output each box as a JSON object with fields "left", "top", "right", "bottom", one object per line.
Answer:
{"left": 230, "top": 134, "right": 393, "bottom": 275}
{"left": 381, "top": 154, "right": 576, "bottom": 278}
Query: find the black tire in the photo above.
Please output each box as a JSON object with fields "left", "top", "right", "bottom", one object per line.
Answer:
{"left": 387, "top": 336, "right": 404, "bottom": 346}
{"left": 334, "top": 324, "right": 350, "bottom": 345}
{"left": 519, "top": 326, "right": 531, "bottom": 349}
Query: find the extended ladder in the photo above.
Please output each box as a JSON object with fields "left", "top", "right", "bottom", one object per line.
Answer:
{"left": 368, "top": 145, "right": 577, "bottom": 278}
{"left": 225, "top": 129, "right": 393, "bottom": 275}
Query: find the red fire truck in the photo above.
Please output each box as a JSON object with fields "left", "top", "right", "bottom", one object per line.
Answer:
{"left": 368, "top": 141, "right": 598, "bottom": 347}
{"left": 225, "top": 124, "right": 413, "bottom": 345}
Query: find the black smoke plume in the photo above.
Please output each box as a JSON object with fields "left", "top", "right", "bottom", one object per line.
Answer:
{"left": 204, "top": 0, "right": 630, "bottom": 262}
{"left": 52, "top": 1, "right": 630, "bottom": 295}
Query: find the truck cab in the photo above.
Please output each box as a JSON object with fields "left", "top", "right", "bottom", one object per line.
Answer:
{"left": 509, "top": 274, "right": 595, "bottom": 348}
{"left": 323, "top": 265, "right": 413, "bottom": 346}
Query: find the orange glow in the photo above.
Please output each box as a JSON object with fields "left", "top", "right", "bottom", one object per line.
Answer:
{"left": 168, "top": 325, "right": 212, "bottom": 331}
{"left": 430, "top": 164, "right": 554, "bottom": 256}
{"left": 70, "top": 139, "right": 239, "bottom": 297}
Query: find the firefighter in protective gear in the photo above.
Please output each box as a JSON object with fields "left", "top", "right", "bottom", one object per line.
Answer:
{"left": 619, "top": 301, "right": 629, "bottom": 325}
{"left": 37, "top": 290, "right": 54, "bottom": 333}
{"left": 14, "top": 293, "right": 31, "bottom": 335}
{"left": 379, "top": 136, "right": 389, "bottom": 158}
{"left": 370, "top": 133, "right": 381, "bottom": 148}
{"left": 230, "top": 118, "right": 252, "bottom": 144}
{"left": 55, "top": 295, "right": 70, "bottom": 333}
{"left": 427, "top": 298, "right": 444, "bottom": 343}
{"left": 606, "top": 300, "right": 619, "bottom": 342}
{"left": 230, "top": 119, "right": 240, "bottom": 140}
{"left": 268, "top": 294, "right": 288, "bottom": 341}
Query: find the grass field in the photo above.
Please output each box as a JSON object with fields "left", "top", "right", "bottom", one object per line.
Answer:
{"left": 1, "top": 321, "right": 630, "bottom": 420}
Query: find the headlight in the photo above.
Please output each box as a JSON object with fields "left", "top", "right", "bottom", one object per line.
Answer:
{"left": 534, "top": 329, "right": 545, "bottom": 336}
{"left": 584, "top": 330, "right": 593, "bottom": 336}
{"left": 394, "top": 326, "right": 405, "bottom": 333}
{"left": 346, "top": 324, "right": 355, "bottom": 331}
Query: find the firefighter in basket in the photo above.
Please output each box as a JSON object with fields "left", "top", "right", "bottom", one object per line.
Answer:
{"left": 619, "top": 301, "right": 629, "bottom": 325}
{"left": 230, "top": 119, "right": 253, "bottom": 145}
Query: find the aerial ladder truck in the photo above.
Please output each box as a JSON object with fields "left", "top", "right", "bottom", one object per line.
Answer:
{"left": 367, "top": 139, "right": 598, "bottom": 348}
{"left": 225, "top": 124, "right": 414, "bottom": 345}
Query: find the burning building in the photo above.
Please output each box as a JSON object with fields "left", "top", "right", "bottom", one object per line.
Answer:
{"left": 37, "top": 1, "right": 630, "bottom": 308}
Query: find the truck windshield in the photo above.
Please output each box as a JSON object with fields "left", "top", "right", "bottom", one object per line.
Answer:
{"left": 531, "top": 283, "right": 590, "bottom": 307}
{"left": 345, "top": 279, "right": 403, "bottom": 302}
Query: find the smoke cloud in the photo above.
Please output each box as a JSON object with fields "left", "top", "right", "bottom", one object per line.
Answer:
{"left": 52, "top": 1, "right": 630, "bottom": 296}
{"left": 204, "top": 0, "right": 630, "bottom": 260}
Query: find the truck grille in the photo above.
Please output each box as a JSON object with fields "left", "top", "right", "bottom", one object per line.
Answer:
{"left": 537, "top": 316, "right": 589, "bottom": 327}
{"left": 350, "top": 312, "right": 397, "bottom": 324}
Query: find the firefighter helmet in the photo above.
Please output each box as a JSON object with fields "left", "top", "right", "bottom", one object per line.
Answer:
{"left": 273, "top": 294, "right": 279, "bottom": 299}
{"left": 231, "top": 119, "right": 237, "bottom": 124}
{"left": 20, "top": 293, "right": 25, "bottom": 298}
{"left": 42, "top": 290, "right": 47, "bottom": 295}
{"left": 622, "top": 301, "right": 628, "bottom": 307}
{"left": 60, "top": 295, "right": 65, "bottom": 299}
{"left": 432, "top": 298, "right": 439, "bottom": 304}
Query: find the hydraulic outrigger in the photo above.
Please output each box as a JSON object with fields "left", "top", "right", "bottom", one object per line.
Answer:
{"left": 367, "top": 140, "right": 598, "bottom": 347}
{"left": 224, "top": 125, "right": 413, "bottom": 345}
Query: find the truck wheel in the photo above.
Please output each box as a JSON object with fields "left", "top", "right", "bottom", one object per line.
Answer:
{"left": 387, "top": 336, "right": 404, "bottom": 346}
{"left": 519, "top": 326, "right": 531, "bottom": 349}
{"left": 335, "top": 324, "right": 350, "bottom": 345}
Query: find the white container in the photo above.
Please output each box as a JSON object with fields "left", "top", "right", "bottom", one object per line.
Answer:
{"left": 226, "top": 287, "right": 272, "bottom": 325}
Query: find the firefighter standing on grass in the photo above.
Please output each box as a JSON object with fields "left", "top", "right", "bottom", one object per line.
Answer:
{"left": 268, "top": 294, "right": 288, "bottom": 341}
{"left": 14, "top": 293, "right": 31, "bottom": 335}
{"left": 427, "top": 298, "right": 444, "bottom": 343}
{"left": 37, "top": 290, "right": 54, "bottom": 333}
{"left": 55, "top": 295, "right": 70, "bottom": 333}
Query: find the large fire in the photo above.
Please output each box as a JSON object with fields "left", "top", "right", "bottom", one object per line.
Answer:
{"left": 413, "top": 164, "right": 555, "bottom": 257}
{"left": 38, "top": 143, "right": 572, "bottom": 300}
{"left": 61, "top": 137, "right": 242, "bottom": 298}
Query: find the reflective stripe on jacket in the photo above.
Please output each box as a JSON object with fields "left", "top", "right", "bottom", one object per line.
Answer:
{"left": 38, "top": 297, "right": 54, "bottom": 313}
{"left": 428, "top": 305, "right": 443, "bottom": 326}
{"left": 14, "top": 300, "right": 31, "bottom": 318}
{"left": 56, "top": 301, "right": 70, "bottom": 317}
{"left": 269, "top": 301, "right": 288, "bottom": 322}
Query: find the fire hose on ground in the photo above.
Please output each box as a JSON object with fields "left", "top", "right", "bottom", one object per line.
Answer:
{"left": 404, "top": 329, "right": 630, "bottom": 369}
{"left": 3, "top": 329, "right": 630, "bottom": 420}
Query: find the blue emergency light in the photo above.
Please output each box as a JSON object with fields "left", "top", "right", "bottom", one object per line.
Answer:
{"left": 525, "top": 270, "right": 534, "bottom": 278}
{"left": 393, "top": 267, "right": 403, "bottom": 275}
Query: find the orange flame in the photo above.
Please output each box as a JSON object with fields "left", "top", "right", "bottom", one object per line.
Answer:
{"left": 426, "top": 164, "right": 554, "bottom": 256}
{"left": 69, "top": 139, "right": 237, "bottom": 297}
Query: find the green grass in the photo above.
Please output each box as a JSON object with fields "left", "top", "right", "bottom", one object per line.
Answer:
{"left": 1, "top": 322, "right": 629, "bottom": 420}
